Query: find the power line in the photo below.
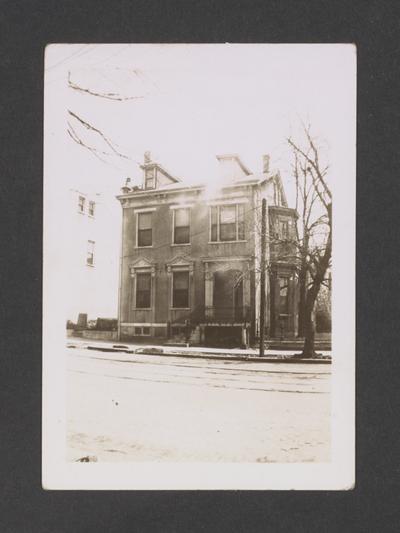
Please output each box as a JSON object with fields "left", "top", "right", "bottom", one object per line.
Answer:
{"left": 45, "top": 44, "right": 96, "bottom": 72}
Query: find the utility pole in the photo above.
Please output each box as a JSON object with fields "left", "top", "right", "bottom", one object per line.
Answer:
{"left": 259, "top": 198, "right": 267, "bottom": 357}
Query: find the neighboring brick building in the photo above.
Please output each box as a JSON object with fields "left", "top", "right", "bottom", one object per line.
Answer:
{"left": 117, "top": 153, "right": 298, "bottom": 346}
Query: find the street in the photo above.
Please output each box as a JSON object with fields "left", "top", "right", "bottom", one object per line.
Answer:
{"left": 67, "top": 347, "right": 331, "bottom": 463}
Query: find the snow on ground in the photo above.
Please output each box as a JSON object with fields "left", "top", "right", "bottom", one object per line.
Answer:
{"left": 67, "top": 348, "right": 330, "bottom": 463}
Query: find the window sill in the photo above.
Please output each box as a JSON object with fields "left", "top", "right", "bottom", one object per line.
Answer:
{"left": 135, "top": 245, "right": 153, "bottom": 249}
{"left": 133, "top": 308, "right": 153, "bottom": 311}
{"left": 170, "top": 308, "right": 191, "bottom": 311}
{"left": 171, "top": 243, "right": 191, "bottom": 247}
{"left": 208, "top": 240, "right": 247, "bottom": 244}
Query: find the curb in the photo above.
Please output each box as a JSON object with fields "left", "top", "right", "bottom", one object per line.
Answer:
{"left": 78, "top": 344, "right": 331, "bottom": 364}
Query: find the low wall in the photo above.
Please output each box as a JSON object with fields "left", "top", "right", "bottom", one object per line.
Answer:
{"left": 67, "top": 329, "right": 118, "bottom": 341}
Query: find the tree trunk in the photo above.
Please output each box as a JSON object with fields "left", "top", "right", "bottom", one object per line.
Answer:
{"left": 297, "top": 265, "right": 307, "bottom": 337}
{"left": 301, "top": 219, "right": 331, "bottom": 358}
{"left": 301, "top": 285, "right": 319, "bottom": 357}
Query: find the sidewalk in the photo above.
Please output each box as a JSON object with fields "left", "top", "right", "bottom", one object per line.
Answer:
{"left": 67, "top": 338, "right": 331, "bottom": 364}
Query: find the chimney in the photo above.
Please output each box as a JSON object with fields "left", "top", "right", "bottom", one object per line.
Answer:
{"left": 121, "top": 177, "right": 131, "bottom": 194}
{"left": 262, "top": 154, "right": 270, "bottom": 174}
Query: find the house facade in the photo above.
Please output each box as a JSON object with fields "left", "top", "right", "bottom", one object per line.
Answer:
{"left": 117, "top": 153, "right": 298, "bottom": 346}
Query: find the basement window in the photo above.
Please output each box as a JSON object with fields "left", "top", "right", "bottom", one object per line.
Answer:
{"left": 134, "top": 326, "right": 151, "bottom": 336}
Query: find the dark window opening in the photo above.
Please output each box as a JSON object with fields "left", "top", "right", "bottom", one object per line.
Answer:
{"left": 220, "top": 205, "right": 237, "bottom": 241}
{"left": 89, "top": 201, "right": 95, "bottom": 217}
{"left": 210, "top": 206, "right": 218, "bottom": 241}
{"left": 86, "top": 240, "right": 95, "bottom": 266}
{"left": 237, "top": 204, "right": 245, "bottom": 240}
{"left": 136, "top": 272, "right": 152, "bottom": 308}
{"left": 210, "top": 204, "right": 246, "bottom": 242}
{"left": 174, "top": 208, "right": 190, "bottom": 244}
{"left": 138, "top": 212, "right": 152, "bottom": 247}
{"left": 145, "top": 168, "right": 156, "bottom": 189}
{"left": 280, "top": 220, "right": 289, "bottom": 240}
{"left": 173, "top": 271, "right": 189, "bottom": 308}
{"left": 135, "top": 326, "right": 151, "bottom": 335}
{"left": 78, "top": 196, "right": 85, "bottom": 213}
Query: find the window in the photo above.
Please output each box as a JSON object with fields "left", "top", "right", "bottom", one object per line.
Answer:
{"left": 220, "top": 205, "right": 236, "bottom": 241}
{"left": 173, "top": 208, "right": 190, "bottom": 244}
{"left": 279, "top": 277, "right": 289, "bottom": 314}
{"left": 136, "top": 272, "right": 152, "bottom": 308}
{"left": 145, "top": 169, "right": 155, "bottom": 189}
{"left": 88, "top": 201, "right": 95, "bottom": 217}
{"left": 78, "top": 195, "right": 85, "bottom": 213}
{"left": 86, "top": 240, "right": 95, "bottom": 266}
{"left": 279, "top": 220, "right": 289, "bottom": 240}
{"left": 210, "top": 204, "right": 246, "bottom": 242}
{"left": 134, "top": 326, "right": 150, "bottom": 336}
{"left": 210, "top": 206, "right": 218, "bottom": 241}
{"left": 137, "top": 212, "right": 152, "bottom": 247}
{"left": 172, "top": 271, "right": 189, "bottom": 308}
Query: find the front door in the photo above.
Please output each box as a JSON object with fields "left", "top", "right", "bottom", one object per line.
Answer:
{"left": 213, "top": 269, "right": 243, "bottom": 322}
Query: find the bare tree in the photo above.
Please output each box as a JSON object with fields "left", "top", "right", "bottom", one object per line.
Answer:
{"left": 288, "top": 125, "right": 332, "bottom": 357}
{"left": 66, "top": 68, "right": 154, "bottom": 170}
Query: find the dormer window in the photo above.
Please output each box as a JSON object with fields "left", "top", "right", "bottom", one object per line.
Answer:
{"left": 145, "top": 168, "right": 156, "bottom": 189}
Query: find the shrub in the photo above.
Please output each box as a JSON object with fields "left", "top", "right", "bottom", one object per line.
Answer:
{"left": 96, "top": 318, "right": 118, "bottom": 331}
{"left": 316, "top": 310, "right": 331, "bottom": 333}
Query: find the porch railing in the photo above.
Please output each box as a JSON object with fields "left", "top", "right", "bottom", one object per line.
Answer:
{"left": 203, "top": 306, "right": 251, "bottom": 323}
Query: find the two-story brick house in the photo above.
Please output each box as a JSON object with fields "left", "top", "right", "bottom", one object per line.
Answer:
{"left": 117, "top": 153, "right": 298, "bottom": 346}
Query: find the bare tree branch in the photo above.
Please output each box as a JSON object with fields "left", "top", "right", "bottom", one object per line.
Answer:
{"left": 67, "top": 110, "right": 131, "bottom": 160}
{"left": 67, "top": 125, "right": 108, "bottom": 165}
{"left": 68, "top": 72, "right": 146, "bottom": 102}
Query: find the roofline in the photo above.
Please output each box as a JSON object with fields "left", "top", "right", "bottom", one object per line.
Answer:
{"left": 116, "top": 179, "right": 262, "bottom": 201}
{"left": 140, "top": 162, "right": 181, "bottom": 183}
{"left": 116, "top": 183, "right": 203, "bottom": 200}
{"left": 216, "top": 154, "right": 251, "bottom": 176}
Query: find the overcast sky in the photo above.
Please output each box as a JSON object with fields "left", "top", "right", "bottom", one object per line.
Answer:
{"left": 45, "top": 44, "right": 356, "bottom": 206}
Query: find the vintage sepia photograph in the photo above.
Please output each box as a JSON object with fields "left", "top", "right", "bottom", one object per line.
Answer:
{"left": 43, "top": 44, "right": 355, "bottom": 489}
